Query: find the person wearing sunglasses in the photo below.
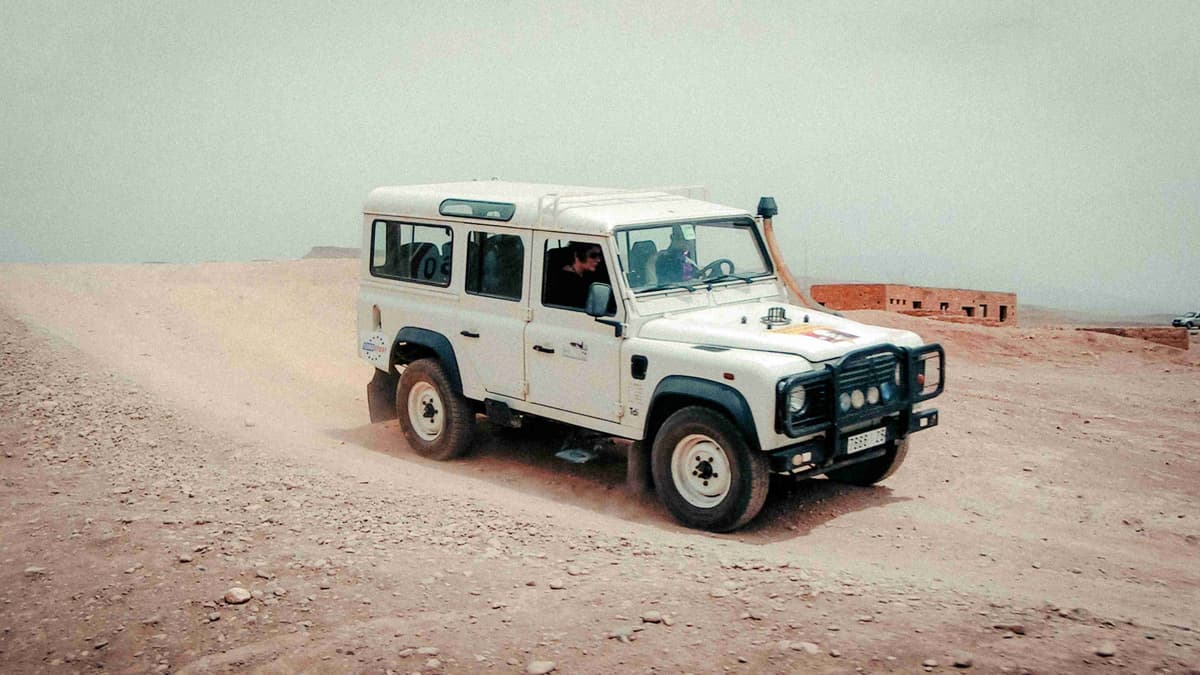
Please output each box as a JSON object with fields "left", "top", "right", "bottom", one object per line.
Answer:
{"left": 545, "top": 242, "right": 604, "bottom": 309}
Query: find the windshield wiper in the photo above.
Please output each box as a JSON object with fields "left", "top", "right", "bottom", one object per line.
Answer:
{"left": 637, "top": 281, "right": 697, "bottom": 294}
{"left": 704, "top": 273, "right": 756, "bottom": 288}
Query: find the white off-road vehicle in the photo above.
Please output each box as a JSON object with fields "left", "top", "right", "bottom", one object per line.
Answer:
{"left": 358, "top": 182, "right": 944, "bottom": 531}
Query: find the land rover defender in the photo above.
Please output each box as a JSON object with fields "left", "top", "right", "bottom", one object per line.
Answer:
{"left": 358, "top": 182, "right": 944, "bottom": 531}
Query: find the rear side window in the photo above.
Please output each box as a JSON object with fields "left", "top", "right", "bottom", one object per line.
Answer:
{"left": 370, "top": 220, "right": 453, "bottom": 286}
{"left": 466, "top": 232, "right": 524, "bottom": 301}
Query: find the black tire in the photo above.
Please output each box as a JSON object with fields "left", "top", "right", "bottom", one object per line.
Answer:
{"left": 650, "top": 406, "right": 770, "bottom": 532}
{"left": 1188, "top": 322, "right": 1196, "bottom": 330}
{"left": 395, "top": 358, "right": 474, "bottom": 461}
{"left": 825, "top": 437, "right": 909, "bottom": 486}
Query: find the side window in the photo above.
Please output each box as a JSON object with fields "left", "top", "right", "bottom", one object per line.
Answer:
{"left": 371, "top": 220, "right": 453, "bottom": 286}
{"left": 541, "top": 239, "right": 614, "bottom": 314}
{"left": 466, "top": 231, "right": 524, "bottom": 301}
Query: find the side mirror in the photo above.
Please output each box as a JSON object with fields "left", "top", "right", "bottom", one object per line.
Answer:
{"left": 585, "top": 283, "right": 614, "bottom": 317}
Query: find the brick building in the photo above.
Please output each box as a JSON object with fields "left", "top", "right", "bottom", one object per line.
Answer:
{"left": 810, "top": 283, "right": 1018, "bottom": 325}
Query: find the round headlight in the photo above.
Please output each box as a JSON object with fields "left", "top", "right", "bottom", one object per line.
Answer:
{"left": 850, "top": 389, "right": 865, "bottom": 409}
{"left": 838, "top": 393, "right": 852, "bottom": 413}
{"left": 787, "top": 387, "right": 807, "bottom": 414}
{"left": 866, "top": 386, "right": 880, "bottom": 405}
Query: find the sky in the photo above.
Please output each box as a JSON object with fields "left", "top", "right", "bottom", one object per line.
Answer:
{"left": 1, "top": 1, "right": 1197, "bottom": 313}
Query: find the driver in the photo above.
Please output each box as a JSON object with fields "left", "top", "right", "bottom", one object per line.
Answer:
{"left": 654, "top": 226, "right": 698, "bottom": 283}
{"left": 546, "top": 242, "right": 603, "bottom": 309}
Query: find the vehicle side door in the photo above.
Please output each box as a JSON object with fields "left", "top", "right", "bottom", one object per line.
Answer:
{"left": 456, "top": 227, "right": 531, "bottom": 399}
{"left": 525, "top": 235, "right": 623, "bottom": 421}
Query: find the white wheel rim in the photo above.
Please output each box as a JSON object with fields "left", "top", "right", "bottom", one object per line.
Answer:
{"left": 407, "top": 381, "right": 444, "bottom": 441}
{"left": 671, "top": 433, "right": 732, "bottom": 508}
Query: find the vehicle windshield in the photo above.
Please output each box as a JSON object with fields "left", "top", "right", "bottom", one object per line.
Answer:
{"left": 615, "top": 220, "right": 774, "bottom": 293}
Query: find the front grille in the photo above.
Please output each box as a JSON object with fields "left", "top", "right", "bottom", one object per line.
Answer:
{"left": 835, "top": 350, "right": 904, "bottom": 421}
{"left": 838, "top": 351, "right": 899, "bottom": 394}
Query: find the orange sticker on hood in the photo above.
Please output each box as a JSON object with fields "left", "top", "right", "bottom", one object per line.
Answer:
{"left": 772, "top": 324, "right": 859, "bottom": 342}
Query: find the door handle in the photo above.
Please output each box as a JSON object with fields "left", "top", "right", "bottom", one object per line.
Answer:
{"left": 460, "top": 330, "right": 480, "bottom": 338}
{"left": 532, "top": 344, "right": 555, "bottom": 354}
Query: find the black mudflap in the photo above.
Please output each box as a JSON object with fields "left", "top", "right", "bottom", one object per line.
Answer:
{"left": 367, "top": 368, "right": 399, "bottom": 423}
{"left": 624, "top": 440, "right": 652, "bottom": 494}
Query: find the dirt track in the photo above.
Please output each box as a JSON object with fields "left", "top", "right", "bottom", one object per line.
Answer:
{"left": 1, "top": 260, "right": 1198, "bottom": 674}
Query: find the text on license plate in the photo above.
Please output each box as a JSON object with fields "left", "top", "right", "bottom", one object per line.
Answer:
{"left": 846, "top": 427, "right": 887, "bottom": 454}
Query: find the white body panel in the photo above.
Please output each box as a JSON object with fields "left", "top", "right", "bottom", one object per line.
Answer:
{"left": 638, "top": 300, "right": 924, "bottom": 361}
{"left": 618, "top": 336, "right": 813, "bottom": 449}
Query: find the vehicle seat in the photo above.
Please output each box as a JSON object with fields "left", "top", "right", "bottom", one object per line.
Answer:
{"left": 544, "top": 246, "right": 574, "bottom": 279}
{"left": 434, "top": 242, "right": 452, "bottom": 283}
{"left": 481, "top": 236, "right": 521, "bottom": 297}
{"left": 627, "top": 240, "right": 657, "bottom": 287}
{"left": 490, "top": 236, "right": 524, "bottom": 298}
{"left": 408, "top": 242, "right": 440, "bottom": 281}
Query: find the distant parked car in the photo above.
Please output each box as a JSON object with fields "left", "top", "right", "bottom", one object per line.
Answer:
{"left": 1172, "top": 312, "right": 1199, "bottom": 328}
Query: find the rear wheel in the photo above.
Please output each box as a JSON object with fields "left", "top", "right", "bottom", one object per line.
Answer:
{"left": 396, "top": 358, "right": 474, "bottom": 460}
{"left": 651, "top": 406, "right": 770, "bottom": 532}
{"left": 825, "top": 438, "right": 909, "bottom": 486}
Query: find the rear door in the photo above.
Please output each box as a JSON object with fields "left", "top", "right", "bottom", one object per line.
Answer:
{"left": 456, "top": 227, "right": 531, "bottom": 399}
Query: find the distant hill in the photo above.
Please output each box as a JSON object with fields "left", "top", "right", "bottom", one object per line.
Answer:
{"left": 1020, "top": 304, "right": 1173, "bottom": 327}
{"left": 302, "top": 246, "right": 359, "bottom": 259}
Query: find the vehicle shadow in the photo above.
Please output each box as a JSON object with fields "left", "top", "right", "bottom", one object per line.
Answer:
{"left": 326, "top": 421, "right": 908, "bottom": 544}
{"left": 734, "top": 477, "right": 909, "bottom": 544}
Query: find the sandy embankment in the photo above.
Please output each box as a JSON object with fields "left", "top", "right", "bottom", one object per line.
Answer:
{"left": 0, "top": 260, "right": 1197, "bottom": 673}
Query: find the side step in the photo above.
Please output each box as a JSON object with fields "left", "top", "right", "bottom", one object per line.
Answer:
{"left": 484, "top": 400, "right": 652, "bottom": 495}
{"left": 484, "top": 399, "right": 524, "bottom": 429}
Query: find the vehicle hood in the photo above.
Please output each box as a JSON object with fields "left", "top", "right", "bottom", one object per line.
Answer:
{"left": 638, "top": 301, "right": 926, "bottom": 362}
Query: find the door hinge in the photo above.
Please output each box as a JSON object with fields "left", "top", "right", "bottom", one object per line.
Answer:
{"left": 615, "top": 403, "right": 625, "bottom": 419}
{"left": 522, "top": 308, "right": 533, "bottom": 322}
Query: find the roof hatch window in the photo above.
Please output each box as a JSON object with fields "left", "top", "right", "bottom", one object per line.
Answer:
{"left": 439, "top": 199, "right": 515, "bottom": 222}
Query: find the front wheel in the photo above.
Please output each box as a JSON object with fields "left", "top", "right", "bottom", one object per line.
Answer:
{"left": 396, "top": 358, "right": 474, "bottom": 461}
{"left": 651, "top": 406, "right": 770, "bottom": 532}
{"left": 825, "top": 438, "right": 909, "bottom": 486}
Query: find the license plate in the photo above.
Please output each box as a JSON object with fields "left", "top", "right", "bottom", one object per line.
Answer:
{"left": 846, "top": 427, "right": 887, "bottom": 454}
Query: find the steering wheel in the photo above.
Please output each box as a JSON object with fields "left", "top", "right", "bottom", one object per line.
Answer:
{"left": 698, "top": 258, "right": 735, "bottom": 280}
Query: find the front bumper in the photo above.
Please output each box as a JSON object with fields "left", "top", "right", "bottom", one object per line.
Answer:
{"left": 769, "top": 343, "right": 945, "bottom": 476}
{"left": 768, "top": 408, "right": 938, "bottom": 475}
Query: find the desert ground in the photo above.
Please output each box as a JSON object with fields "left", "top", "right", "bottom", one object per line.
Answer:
{"left": 1, "top": 259, "right": 1197, "bottom": 674}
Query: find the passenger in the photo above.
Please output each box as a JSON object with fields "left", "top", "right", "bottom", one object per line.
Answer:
{"left": 654, "top": 227, "right": 698, "bottom": 283}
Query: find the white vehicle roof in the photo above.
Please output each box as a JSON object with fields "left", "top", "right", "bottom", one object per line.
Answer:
{"left": 364, "top": 181, "right": 751, "bottom": 236}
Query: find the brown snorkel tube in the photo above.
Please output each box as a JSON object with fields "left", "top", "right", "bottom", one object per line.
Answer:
{"left": 757, "top": 197, "right": 826, "bottom": 311}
